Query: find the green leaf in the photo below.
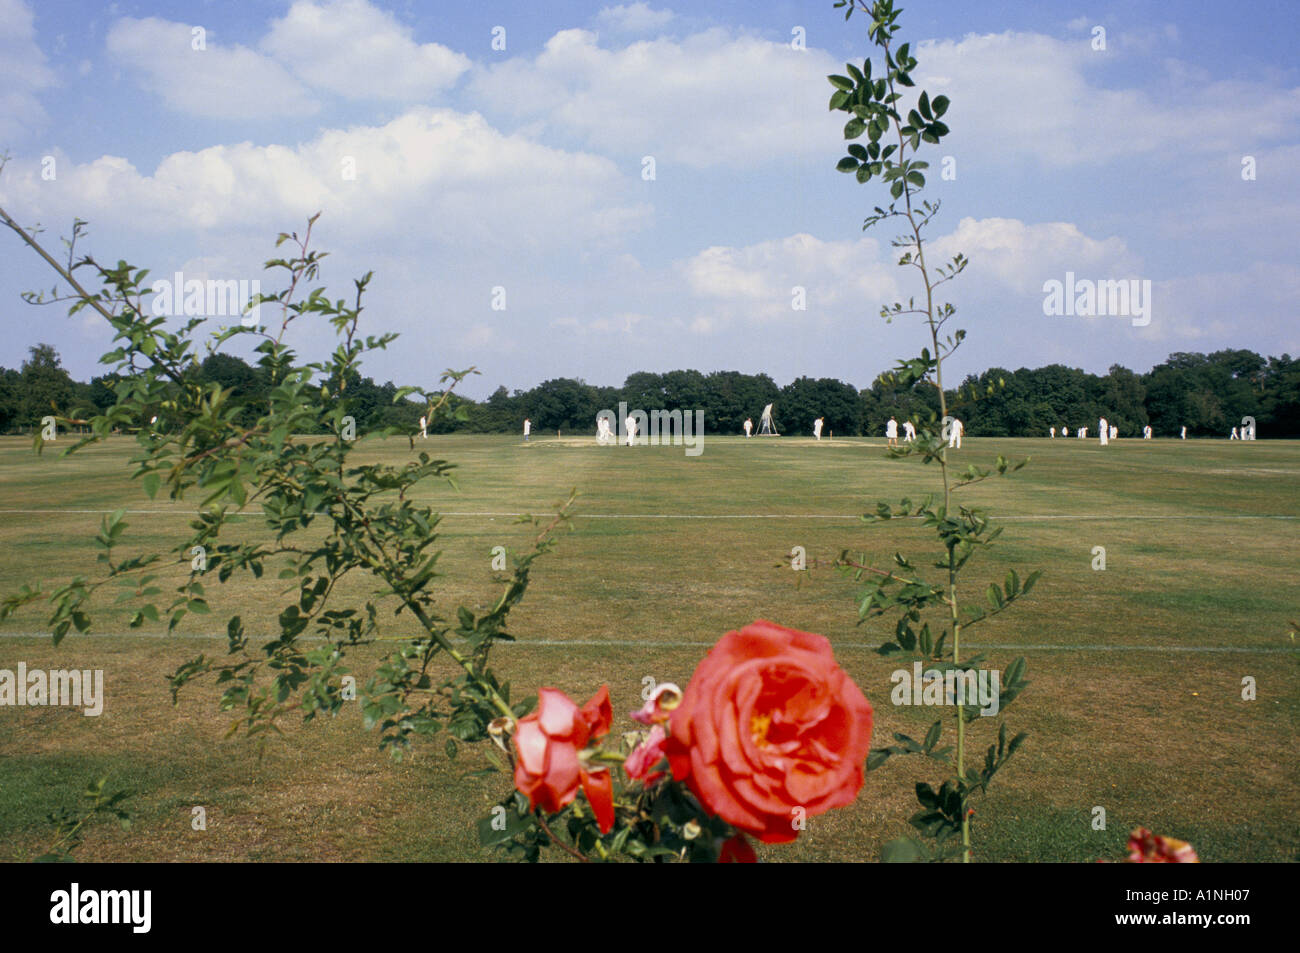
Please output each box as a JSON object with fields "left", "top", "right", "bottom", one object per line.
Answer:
{"left": 881, "top": 837, "right": 924, "bottom": 862}
{"left": 476, "top": 805, "right": 533, "bottom": 847}
{"left": 931, "top": 95, "right": 950, "bottom": 116}
{"left": 844, "top": 117, "right": 866, "bottom": 139}
{"left": 828, "top": 74, "right": 855, "bottom": 91}
{"left": 142, "top": 472, "right": 160, "bottom": 499}
{"left": 837, "top": 156, "right": 861, "bottom": 173}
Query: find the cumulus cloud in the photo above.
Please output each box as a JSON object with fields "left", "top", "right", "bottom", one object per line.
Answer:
{"left": 680, "top": 233, "right": 901, "bottom": 324}
{"left": 471, "top": 27, "right": 842, "bottom": 167}
{"left": 0, "top": 109, "right": 650, "bottom": 251}
{"left": 106, "top": 1, "right": 470, "bottom": 119}
{"left": 0, "top": 0, "right": 58, "bottom": 140}
{"left": 929, "top": 217, "right": 1139, "bottom": 295}
{"left": 263, "top": 0, "right": 470, "bottom": 100}
{"left": 671, "top": 216, "right": 1154, "bottom": 361}
{"left": 470, "top": 21, "right": 1299, "bottom": 172}
{"left": 106, "top": 17, "right": 317, "bottom": 119}
{"left": 913, "top": 31, "right": 1300, "bottom": 165}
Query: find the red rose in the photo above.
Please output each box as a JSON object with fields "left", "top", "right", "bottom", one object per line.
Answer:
{"left": 666, "top": 620, "right": 874, "bottom": 844}
{"left": 513, "top": 685, "right": 616, "bottom": 833}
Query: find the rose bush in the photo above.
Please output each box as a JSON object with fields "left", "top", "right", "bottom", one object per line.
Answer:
{"left": 664, "top": 620, "right": 875, "bottom": 844}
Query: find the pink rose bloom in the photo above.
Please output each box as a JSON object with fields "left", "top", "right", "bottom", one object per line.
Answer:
{"left": 624, "top": 724, "right": 668, "bottom": 785}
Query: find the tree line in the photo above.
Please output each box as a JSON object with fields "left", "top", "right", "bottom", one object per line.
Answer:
{"left": 3, "top": 345, "right": 1297, "bottom": 438}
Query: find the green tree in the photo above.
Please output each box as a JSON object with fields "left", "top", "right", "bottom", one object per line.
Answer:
{"left": 780, "top": 375, "right": 862, "bottom": 435}
{"left": 20, "top": 343, "right": 76, "bottom": 429}
{"left": 0, "top": 366, "right": 22, "bottom": 432}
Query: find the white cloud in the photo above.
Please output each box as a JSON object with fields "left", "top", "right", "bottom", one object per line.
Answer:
{"left": 0, "top": 0, "right": 57, "bottom": 140}
{"left": 0, "top": 109, "right": 650, "bottom": 251}
{"left": 929, "top": 217, "right": 1139, "bottom": 295}
{"left": 471, "top": 27, "right": 841, "bottom": 167}
{"left": 680, "top": 232, "right": 901, "bottom": 324}
{"left": 106, "top": 17, "right": 317, "bottom": 119}
{"left": 263, "top": 0, "right": 470, "bottom": 100}
{"left": 106, "top": 1, "right": 471, "bottom": 119}
{"left": 471, "top": 21, "right": 1299, "bottom": 172}
{"left": 672, "top": 217, "right": 1153, "bottom": 353}
{"left": 914, "top": 31, "right": 1300, "bottom": 165}
{"left": 595, "top": 4, "right": 675, "bottom": 35}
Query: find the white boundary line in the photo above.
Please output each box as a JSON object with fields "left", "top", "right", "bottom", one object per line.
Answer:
{"left": 0, "top": 508, "right": 1295, "bottom": 521}
{"left": 0, "top": 631, "right": 1290, "bottom": 652}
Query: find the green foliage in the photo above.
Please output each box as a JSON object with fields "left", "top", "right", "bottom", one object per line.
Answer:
{"left": 0, "top": 205, "right": 576, "bottom": 767}
{"left": 0, "top": 194, "right": 760, "bottom": 863}
{"left": 1, "top": 342, "right": 1292, "bottom": 438}
{"left": 34, "top": 777, "right": 132, "bottom": 863}
{"left": 829, "top": 0, "right": 1041, "bottom": 862}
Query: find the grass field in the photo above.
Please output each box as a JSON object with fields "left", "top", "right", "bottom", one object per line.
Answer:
{"left": 1, "top": 432, "right": 1297, "bottom": 862}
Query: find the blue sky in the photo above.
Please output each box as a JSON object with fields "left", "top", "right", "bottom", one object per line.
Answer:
{"left": 1, "top": 0, "right": 1296, "bottom": 400}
